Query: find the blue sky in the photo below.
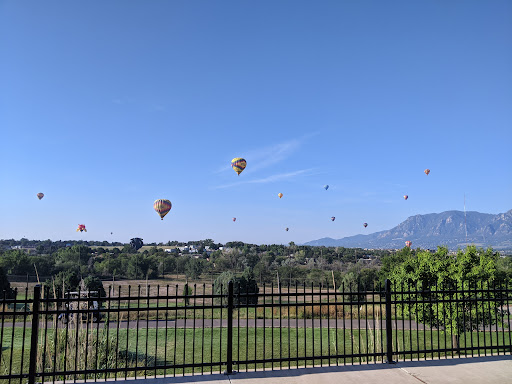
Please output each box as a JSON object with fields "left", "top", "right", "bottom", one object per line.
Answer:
{"left": 1, "top": 1, "right": 511, "bottom": 245}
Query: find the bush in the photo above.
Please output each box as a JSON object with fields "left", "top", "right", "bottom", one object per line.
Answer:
{"left": 46, "top": 270, "right": 81, "bottom": 297}
{"left": 214, "top": 269, "right": 259, "bottom": 305}
{"left": 0, "top": 266, "right": 14, "bottom": 299}
{"left": 81, "top": 275, "right": 107, "bottom": 298}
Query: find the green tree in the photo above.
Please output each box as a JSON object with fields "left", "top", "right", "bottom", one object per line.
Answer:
{"left": 185, "top": 258, "right": 204, "bottom": 280}
{"left": 0, "top": 266, "right": 14, "bottom": 298}
{"left": 306, "top": 269, "right": 326, "bottom": 286}
{"left": 47, "top": 270, "right": 81, "bottom": 297}
{"left": 213, "top": 269, "right": 259, "bottom": 305}
{"left": 340, "top": 271, "right": 366, "bottom": 302}
{"left": 81, "top": 276, "right": 107, "bottom": 298}
{"left": 236, "top": 269, "right": 259, "bottom": 305}
{"left": 0, "top": 250, "right": 33, "bottom": 275}
{"left": 390, "top": 246, "right": 509, "bottom": 353}
{"left": 182, "top": 284, "right": 193, "bottom": 306}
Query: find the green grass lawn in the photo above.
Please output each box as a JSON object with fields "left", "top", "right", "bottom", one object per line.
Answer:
{"left": 0, "top": 325, "right": 510, "bottom": 383}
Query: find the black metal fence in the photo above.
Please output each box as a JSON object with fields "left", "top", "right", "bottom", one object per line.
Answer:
{"left": 0, "top": 280, "right": 510, "bottom": 383}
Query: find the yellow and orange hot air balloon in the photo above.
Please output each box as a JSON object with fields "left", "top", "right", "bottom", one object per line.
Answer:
{"left": 231, "top": 158, "right": 247, "bottom": 175}
{"left": 424, "top": 169, "right": 430, "bottom": 175}
{"left": 405, "top": 240, "right": 412, "bottom": 248}
{"left": 278, "top": 193, "right": 283, "bottom": 199}
{"left": 154, "top": 199, "right": 172, "bottom": 220}
{"left": 37, "top": 193, "right": 44, "bottom": 200}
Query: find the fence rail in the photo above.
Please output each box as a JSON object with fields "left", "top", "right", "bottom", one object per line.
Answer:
{"left": 0, "top": 280, "right": 510, "bottom": 383}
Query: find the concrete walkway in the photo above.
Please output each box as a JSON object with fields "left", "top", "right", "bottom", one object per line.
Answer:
{"left": 119, "top": 355, "right": 512, "bottom": 384}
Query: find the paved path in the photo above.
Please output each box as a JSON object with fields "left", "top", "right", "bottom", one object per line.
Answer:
{"left": 73, "top": 355, "right": 511, "bottom": 384}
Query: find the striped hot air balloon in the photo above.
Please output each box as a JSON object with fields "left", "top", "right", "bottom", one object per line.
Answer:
{"left": 405, "top": 241, "right": 412, "bottom": 248}
{"left": 231, "top": 158, "right": 247, "bottom": 175}
{"left": 76, "top": 224, "right": 87, "bottom": 232}
{"left": 424, "top": 169, "right": 430, "bottom": 175}
{"left": 37, "top": 193, "right": 44, "bottom": 200}
{"left": 154, "top": 199, "right": 172, "bottom": 220}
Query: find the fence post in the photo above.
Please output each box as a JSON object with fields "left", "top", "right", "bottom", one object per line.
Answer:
{"left": 385, "top": 279, "right": 395, "bottom": 364}
{"left": 224, "top": 281, "right": 234, "bottom": 375}
{"left": 28, "top": 285, "right": 41, "bottom": 384}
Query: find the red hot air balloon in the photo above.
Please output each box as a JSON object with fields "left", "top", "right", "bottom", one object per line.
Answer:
{"left": 424, "top": 169, "right": 430, "bottom": 175}
{"left": 37, "top": 193, "right": 44, "bottom": 200}
{"left": 331, "top": 217, "right": 335, "bottom": 221}
{"left": 232, "top": 217, "right": 236, "bottom": 222}
{"left": 76, "top": 224, "right": 87, "bottom": 232}
{"left": 404, "top": 195, "right": 408, "bottom": 200}
{"left": 363, "top": 223, "right": 368, "bottom": 228}
{"left": 405, "top": 241, "right": 412, "bottom": 248}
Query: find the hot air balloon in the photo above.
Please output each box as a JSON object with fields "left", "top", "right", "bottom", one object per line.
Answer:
{"left": 130, "top": 238, "right": 144, "bottom": 251}
{"left": 424, "top": 169, "right": 430, "bottom": 175}
{"left": 404, "top": 195, "right": 408, "bottom": 200}
{"left": 331, "top": 217, "right": 335, "bottom": 221}
{"left": 76, "top": 224, "right": 87, "bottom": 232}
{"left": 405, "top": 241, "right": 412, "bottom": 248}
{"left": 278, "top": 193, "right": 283, "bottom": 199}
{"left": 324, "top": 185, "right": 329, "bottom": 190}
{"left": 285, "top": 227, "right": 289, "bottom": 231}
{"left": 232, "top": 217, "right": 236, "bottom": 222}
{"left": 231, "top": 158, "right": 247, "bottom": 175}
{"left": 363, "top": 223, "right": 368, "bottom": 228}
{"left": 154, "top": 199, "right": 172, "bottom": 220}
{"left": 37, "top": 193, "right": 44, "bottom": 200}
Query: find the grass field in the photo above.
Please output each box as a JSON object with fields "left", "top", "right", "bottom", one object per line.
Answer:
{"left": 1, "top": 325, "right": 510, "bottom": 382}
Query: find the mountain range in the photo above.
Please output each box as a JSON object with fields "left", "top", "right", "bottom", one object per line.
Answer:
{"left": 304, "top": 209, "right": 512, "bottom": 250}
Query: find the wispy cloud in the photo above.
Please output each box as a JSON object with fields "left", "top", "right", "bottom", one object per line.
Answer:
{"left": 246, "top": 138, "right": 301, "bottom": 172}
{"left": 211, "top": 168, "right": 317, "bottom": 189}
{"left": 215, "top": 133, "right": 318, "bottom": 174}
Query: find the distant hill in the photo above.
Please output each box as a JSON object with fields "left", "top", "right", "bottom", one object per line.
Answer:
{"left": 304, "top": 209, "right": 512, "bottom": 250}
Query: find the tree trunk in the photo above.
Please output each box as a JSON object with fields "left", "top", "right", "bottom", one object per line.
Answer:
{"left": 452, "top": 334, "right": 460, "bottom": 355}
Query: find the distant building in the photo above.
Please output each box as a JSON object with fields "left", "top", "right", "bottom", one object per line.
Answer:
{"left": 10, "top": 246, "right": 37, "bottom": 254}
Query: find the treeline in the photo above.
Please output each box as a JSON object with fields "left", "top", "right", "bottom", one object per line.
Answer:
{"left": 1, "top": 239, "right": 511, "bottom": 298}
{"left": 0, "top": 239, "right": 390, "bottom": 286}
